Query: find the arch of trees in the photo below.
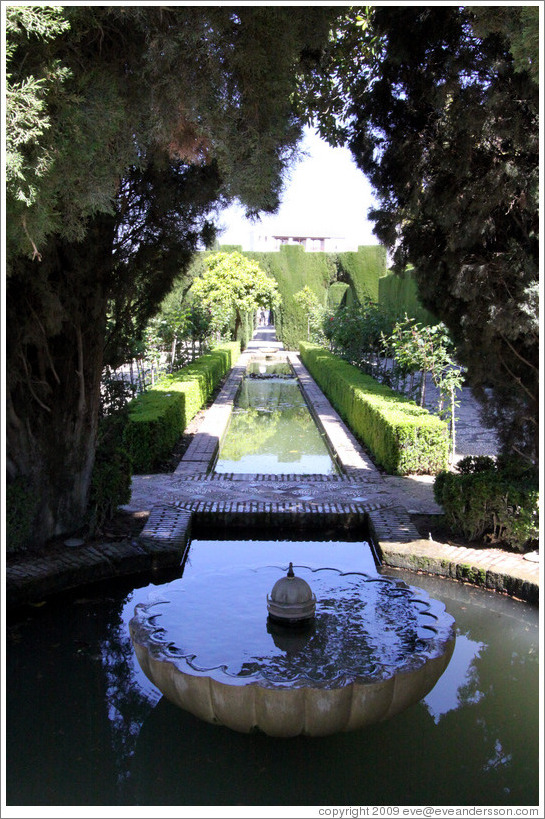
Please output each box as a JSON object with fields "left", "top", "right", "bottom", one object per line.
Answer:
{"left": 5, "top": 5, "right": 538, "bottom": 549}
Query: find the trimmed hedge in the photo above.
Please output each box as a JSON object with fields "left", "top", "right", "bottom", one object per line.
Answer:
{"left": 434, "top": 456, "right": 539, "bottom": 551}
{"left": 379, "top": 267, "right": 438, "bottom": 325}
{"left": 246, "top": 244, "right": 335, "bottom": 350}
{"left": 300, "top": 342, "right": 448, "bottom": 475}
{"left": 336, "top": 245, "right": 386, "bottom": 304}
{"left": 328, "top": 281, "right": 350, "bottom": 310}
{"left": 122, "top": 341, "right": 240, "bottom": 472}
{"left": 218, "top": 244, "right": 388, "bottom": 350}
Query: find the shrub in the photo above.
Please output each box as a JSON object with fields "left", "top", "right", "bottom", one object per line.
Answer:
{"left": 122, "top": 341, "right": 240, "bottom": 472}
{"left": 6, "top": 476, "right": 38, "bottom": 553}
{"left": 456, "top": 455, "right": 496, "bottom": 474}
{"left": 88, "top": 410, "right": 133, "bottom": 531}
{"left": 300, "top": 342, "right": 448, "bottom": 474}
{"left": 434, "top": 458, "right": 539, "bottom": 551}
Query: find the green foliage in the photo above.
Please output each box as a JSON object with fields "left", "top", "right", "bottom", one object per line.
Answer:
{"left": 122, "top": 342, "right": 240, "bottom": 472}
{"left": 336, "top": 246, "right": 386, "bottom": 304}
{"left": 6, "top": 477, "right": 39, "bottom": 553}
{"left": 293, "top": 286, "right": 328, "bottom": 343}
{"left": 379, "top": 269, "right": 438, "bottom": 326}
{"left": 181, "top": 244, "right": 392, "bottom": 352}
{"left": 304, "top": 5, "right": 539, "bottom": 461}
{"left": 327, "top": 282, "right": 350, "bottom": 310}
{"left": 434, "top": 459, "right": 539, "bottom": 551}
{"left": 255, "top": 245, "right": 334, "bottom": 350}
{"left": 6, "top": 6, "right": 337, "bottom": 546}
{"left": 5, "top": 6, "right": 72, "bottom": 251}
{"left": 324, "top": 302, "right": 394, "bottom": 372}
{"left": 6, "top": 6, "right": 336, "bottom": 263}
{"left": 300, "top": 342, "right": 448, "bottom": 475}
{"left": 470, "top": 6, "right": 539, "bottom": 83}
{"left": 456, "top": 455, "right": 497, "bottom": 475}
{"left": 190, "top": 252, "right": 281, "bottom": 345}
{"left": 387, "top": 318, "right": 464, "bottom": 405}
{"left": 233, "top": 244, "right": 387, "bottom": 350}
{"left": 88, "top": 410, "right": 133, "bottom": 531}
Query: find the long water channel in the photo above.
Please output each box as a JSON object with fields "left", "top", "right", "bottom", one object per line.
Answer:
{"left": 213, "top": 360, "right": 338, "bottom": 475}
{"left": 5, "top": 354, "right": 540, "bottom": 806}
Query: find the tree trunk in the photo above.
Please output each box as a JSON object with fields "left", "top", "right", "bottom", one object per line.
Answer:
{"left": 234, "top": 310, "right": 242, "bottom": 344}
{"left": 6, "top": 215, "right": 116, "bottom": 549}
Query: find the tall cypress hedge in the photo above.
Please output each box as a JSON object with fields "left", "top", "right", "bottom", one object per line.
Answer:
{"left": 240, "top": 244, "right": 389, "bottom": 349}
{"left": 181, "top": 244, "right": 431, "bottom": 350}
{"left": 336, "top": 245, "right": 386, "bottom": 304}
{"left": 245, "top": 245, "right": 335, "bottom": 349}
{"left": 379, "top": 269, "right": 438, "bottom": 325}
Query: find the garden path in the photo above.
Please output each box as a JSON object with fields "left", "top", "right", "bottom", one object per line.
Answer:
{"left": 6, "top": 326, "right": 539, "bottom": 607}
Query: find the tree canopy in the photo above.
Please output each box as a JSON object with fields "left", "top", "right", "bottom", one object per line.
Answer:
{"left": 301, "top": 5, "right": 539, "bottom": 461}
{"left": 190, "top": 251, "right": 281, "bottom": 340}
{"left": 5, "top": 5, "right": 335, "bottom": 548}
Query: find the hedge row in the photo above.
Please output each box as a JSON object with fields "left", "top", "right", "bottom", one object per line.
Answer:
{"left": 434, "top": 456, "right": 539, "bottom": 551}
{"left": 245, "top": 244, "right": 335, "bottom": 350}
{"left": 218, "top": 244, "right": 388, "bottom": 350}
{"left": 299, "top": 342, "right": 448, "bottom": 475}
{"left": 336, "top": 245, "right": 385, "bottom": 304}
{"left": 122, "top": 341, "right": 240, "bottom": 472}
{"left": 379, "top": 268, "right": 438, "bottom": 325}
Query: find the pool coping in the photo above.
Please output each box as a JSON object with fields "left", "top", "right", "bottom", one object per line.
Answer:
{"left": 5, "top": 333, "right": 540, "bottom": 608}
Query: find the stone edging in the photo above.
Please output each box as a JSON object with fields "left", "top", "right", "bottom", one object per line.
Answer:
{"left": 7, "top": 502, "right": 538, "bottom": 608}
{"left": 6, "top": 336, "right": 539, "bottom": 609}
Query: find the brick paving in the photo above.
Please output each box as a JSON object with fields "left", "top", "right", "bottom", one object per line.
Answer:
{"left": 6, "top": 326, "right": 539, "bottom": 607}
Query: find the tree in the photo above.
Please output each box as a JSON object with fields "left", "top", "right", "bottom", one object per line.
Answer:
{"left": 302, "top": 6, "right": 539, "bottom": 462}
{"left": 5, "top": 6, "right": 335, "bottom": 548}
{"left": 190, "top": 252, "right": 281, "bottom": 341}
{"left": 293, "top": 286, "right": 327, "bottom": 342}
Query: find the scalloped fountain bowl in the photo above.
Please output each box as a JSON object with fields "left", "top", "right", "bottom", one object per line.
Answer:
{"left": 130, "top": 563, "right": 455, "bottom": 737}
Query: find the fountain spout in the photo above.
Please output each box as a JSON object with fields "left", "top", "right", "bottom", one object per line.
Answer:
{"left": 267, "top": 563, "right": 316, "bottom": 626}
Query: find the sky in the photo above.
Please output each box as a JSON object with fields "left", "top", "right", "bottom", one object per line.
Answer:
{"left": 216, "top": 126, "right": 380, "bottom": 250}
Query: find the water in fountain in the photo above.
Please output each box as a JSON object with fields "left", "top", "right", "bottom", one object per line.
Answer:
{"left": 129, "top": 537, "right": 456, "bottom": 736}
{"left": 6, "top": 566, "right": 539, "bottom": 805}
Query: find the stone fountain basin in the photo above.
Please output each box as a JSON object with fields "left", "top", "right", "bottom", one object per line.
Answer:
{"left": 129, "top": 566, "right": 456, "bottom": 737}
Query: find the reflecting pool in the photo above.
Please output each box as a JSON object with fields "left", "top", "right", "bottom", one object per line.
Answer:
{"left": 214, "top": 374, "right": 337, "bottom": 475}
{"left": 6, "top": 555, "right": 539, "bottom": 806}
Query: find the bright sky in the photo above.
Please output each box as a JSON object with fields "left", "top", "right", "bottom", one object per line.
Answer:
{"left": 217, "top": 126, "right": 380, "bottom": 250}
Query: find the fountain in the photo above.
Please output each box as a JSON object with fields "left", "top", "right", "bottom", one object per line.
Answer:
{"left": 129, "top": 550, "right": 455, "bottom": 737}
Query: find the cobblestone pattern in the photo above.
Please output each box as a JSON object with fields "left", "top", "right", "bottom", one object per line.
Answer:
{"left": 367, "top": 507, "right": 422, "bottom": 543}
{"left": 6, "top": 327, "right": 538, "bottom": 607}
{"left": 139, "top": 503, "right": 192, "bottom": 552}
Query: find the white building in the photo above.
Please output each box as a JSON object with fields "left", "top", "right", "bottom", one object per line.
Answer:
{"left": 242, "top": 232, "right": 360, "bottom": 253}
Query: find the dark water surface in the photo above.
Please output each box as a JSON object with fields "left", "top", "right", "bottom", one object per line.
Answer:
{"left": 132, "top": 539, "right": 454, "bottom": 686}
{"left": 6, "top": 545, "right": 539, "bottom": 807}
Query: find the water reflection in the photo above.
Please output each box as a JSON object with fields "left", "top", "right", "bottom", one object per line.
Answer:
{"left": 424, "top": 633, "right": 486, "bottom": 722}
{"left": 6, "top": 570, "right": 539, "bottom": 806}
{"left": 214, "top": 376, "right": 336, "bottom": 474}
{"left": 132, "top": 564, "right": 453, "bottom": 685}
